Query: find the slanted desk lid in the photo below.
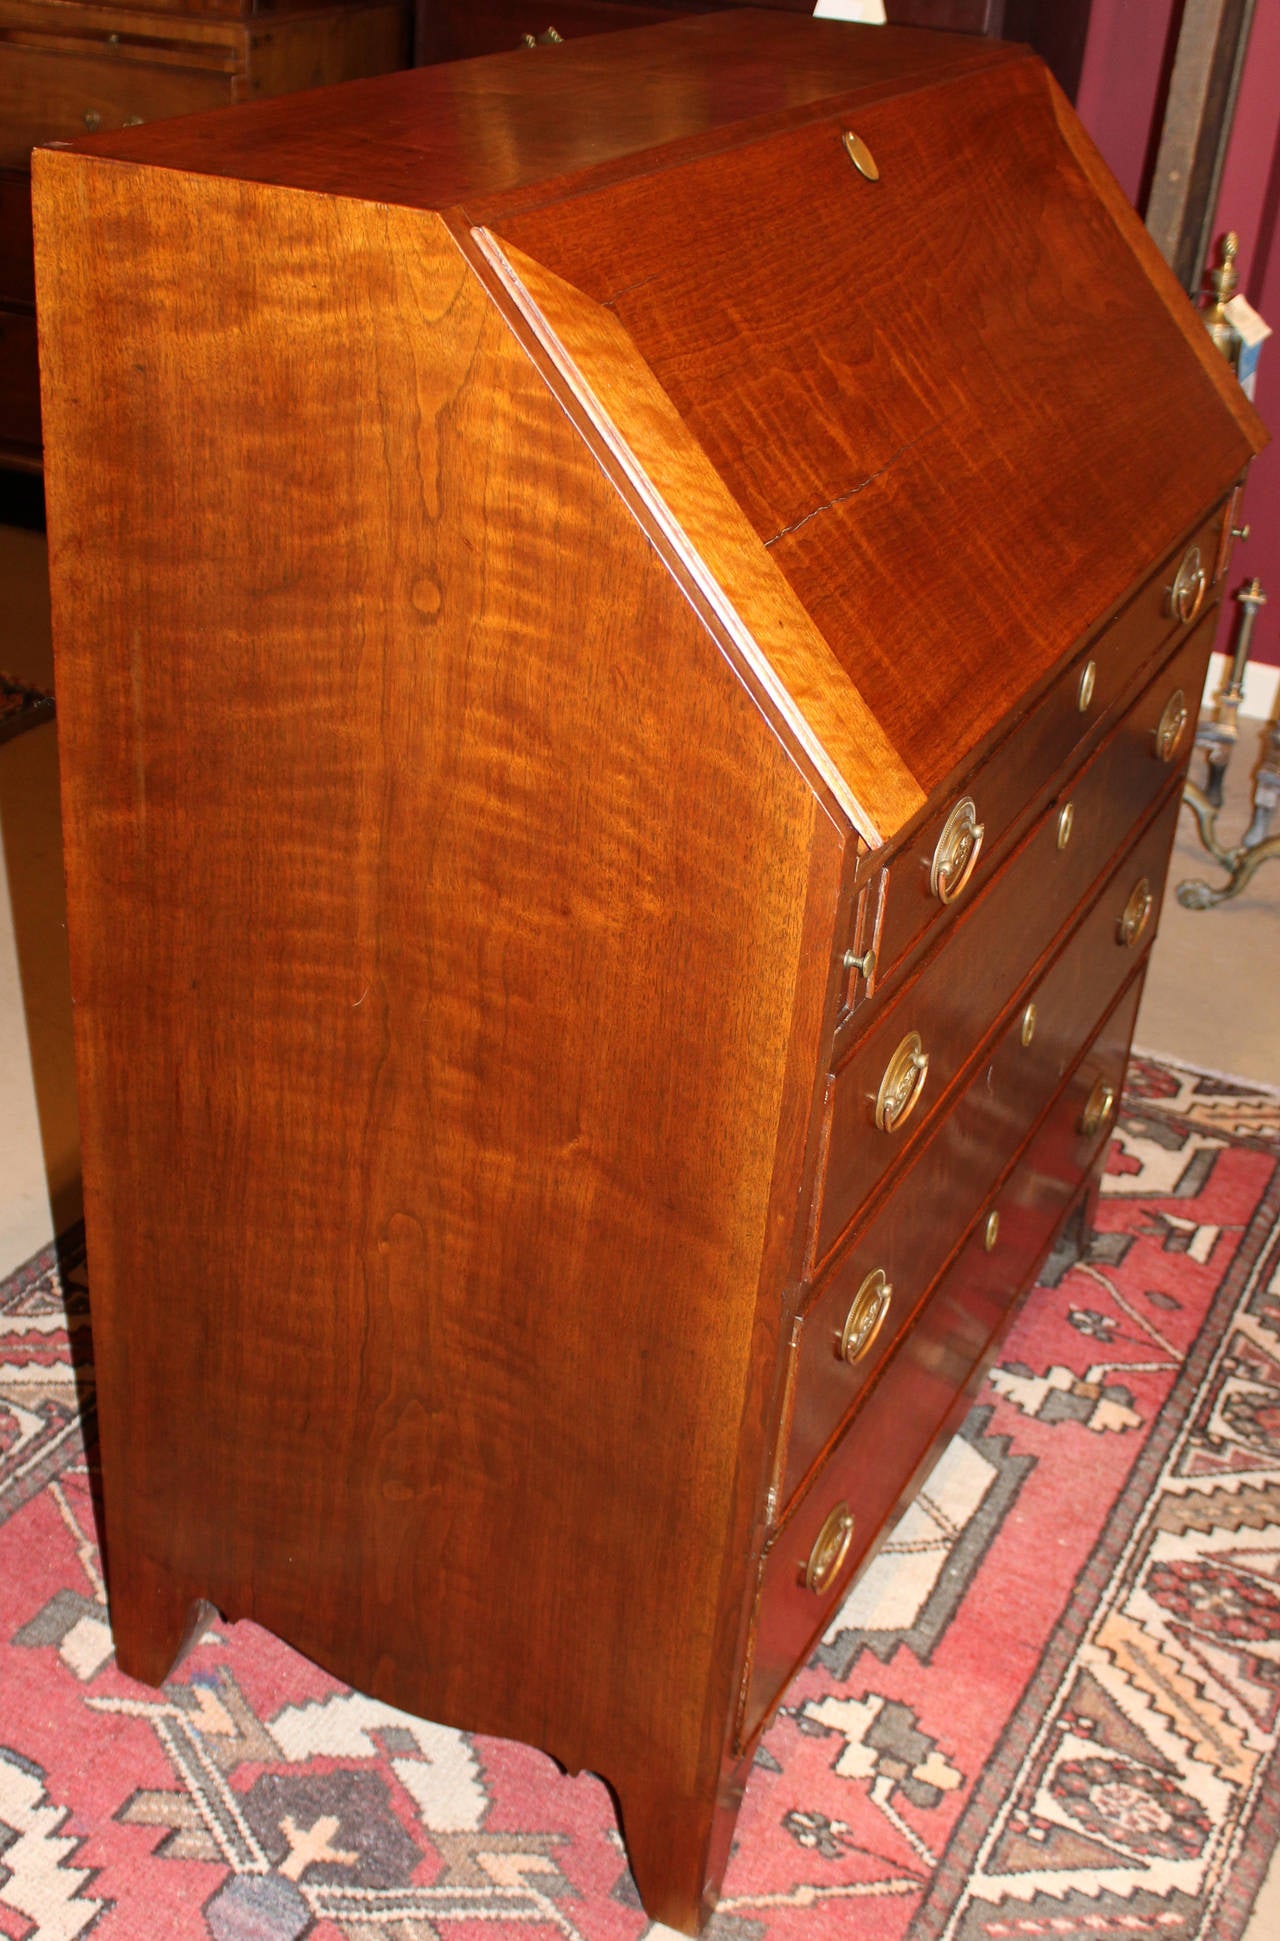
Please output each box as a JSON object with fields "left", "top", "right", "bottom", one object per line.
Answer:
{"left": 479, "top": 46, "right": 1265, "bottom": 818}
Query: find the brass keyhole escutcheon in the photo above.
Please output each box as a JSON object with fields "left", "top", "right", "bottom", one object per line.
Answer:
{"left": 875, "top": 1031, "right": 929, "bottom": 1134}
{"left": 1155, "top": 687, "right": 1189, "bottom": 763}
{"left": 1118, "top": 876, "right": 1153, "bottom": 947}
{"left": 805, "top": 1503, "right": 855, "bottom": 1595}
{"left": 930, "top": 796, "right": 985, "bottom": 904}
{"left": 983, "top": 1209, "right": 1000, "bottom": 1252}
{"left": 842, "top": 129, "right": 879, "bottom": 181}
{"left": 1169, "top": 545, "right": 1206, "bottom": 625}
{"left": 1020, "top": 1002, "right": 1038, "bottom": 1048}
{"left": 1057, "top": 802, "right": 1075, "bottom": 850}
{"left": 1077, "top": 658, "right": 1097, "bottom": 712}
{"left": 1081, "top": 1076, "right": 1116, "bottom": 1138}
{"left": 839, "top": 1269, "right": 893, "bottom": 1366}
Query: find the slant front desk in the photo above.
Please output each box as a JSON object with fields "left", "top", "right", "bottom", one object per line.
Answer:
{"left": 33, "top": 14, "right": 1266, "bottom": 1930}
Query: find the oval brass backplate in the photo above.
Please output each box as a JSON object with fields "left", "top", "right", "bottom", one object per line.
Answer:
{"left": 930, "top": 796, "right": 984, "bottom": 904}
{"left": 1155, "top": 687, "right": 1189, "bottom": 763}
{"left": 1077, "top": 658, "right": 1097, "bottom": 713}
{"left": 842, "top": 129, "right": 879, "bottom": 181}
{"left": 1081, "top": 1076, "right": 1116, "bottom": 1138}
{"left": 875, "top": 1031, "right": 929, "bottom": 1134}
{"left": 1169, "top": 545, "right": 1206, "bottom": 625}
{"left": 1118, "top": 876, "right": 1154, "bottom": 947}
{"left": 839, "top": 1269, "right": 893, "bottom": 1366}
{"left": 805, "top": 1503, "right": 855, "bottom": 1595}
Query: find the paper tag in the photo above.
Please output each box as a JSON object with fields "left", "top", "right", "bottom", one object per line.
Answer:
{"left": 1224, "top": 293, "right": 1272, "bottom": 350}
{"left": 813, "top": 0, "right": 887, "bottom": 22}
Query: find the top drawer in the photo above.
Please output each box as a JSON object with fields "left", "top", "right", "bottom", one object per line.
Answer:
{"left": 862, "top": 501, "right": 1230, "bottom": 1002}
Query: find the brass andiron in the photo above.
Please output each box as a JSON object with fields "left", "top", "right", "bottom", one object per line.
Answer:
{"left": 1179, "top": 578, "right": 1280, "bottom": 907}
{"left": 1204, "top": 232, "right": 1243, "bottom": 371}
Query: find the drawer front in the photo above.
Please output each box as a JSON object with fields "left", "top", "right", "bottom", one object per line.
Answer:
{"left": 815, "top": 607, "right": 1213, "bottom": 1265}
{"left": 783, "top": 779, "right": 1182, "bottom": 1508}
{"left": 742, "top": 972, "right": 1144, "bottom": 1749}
{"left": 871, "top": 503, "right": 1227, "bottom": 990}
{"left": 0, "top": 46, "right": 235, "bottom": 164}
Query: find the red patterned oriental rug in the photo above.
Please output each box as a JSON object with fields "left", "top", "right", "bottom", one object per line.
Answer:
{"left": 3, "top": 1054, "right": 1280, "bottom": 1941}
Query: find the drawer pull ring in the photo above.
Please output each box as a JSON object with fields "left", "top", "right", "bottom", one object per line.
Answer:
{"left": 1169, "top": 545, "right": 1206, "bottom": 625}
{"left": 1020, "top": 1002, "right": 1037, "bottom": 1047}
{"left": 1155, "top": 688, "right": 1189, "bottom": 763}
{"left": 1077, "top": 659, "right": 1097, "bottom": 712}
{"left": 875, "top": 1031, "right": 929, "bottom": 1133}
{"left": 983, "top": 1209, "right": 1000, "bottom": 1252}
{"left": 1118, "top": 876, "right": 1153, "bottom": 947}
{"left": 805, "top": 1503, "right": 855, "bottom": 1595}
{"left": 839, "top": 1269, "right": 893, "bottom": 1365}
{"left": 1056, "top": 802, "right": 1074, "bottom": 850}
{"left": 842, "top": 130, "right": 879, "bottom": 182}
{"left": 930, "top": 796, "right": 984, "bottom": 904}
{"left": 1081, "top": 1078, "right": 1117, "bottom": 1138}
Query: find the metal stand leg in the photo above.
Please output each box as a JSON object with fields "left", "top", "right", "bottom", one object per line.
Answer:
{"left": 1179, "top": 577, "right": 1280, "bottom": 907}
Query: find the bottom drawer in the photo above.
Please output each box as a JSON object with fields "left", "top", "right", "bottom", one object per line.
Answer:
{"left": 738, "top": 968, "right": 1145, "bottom": 1748}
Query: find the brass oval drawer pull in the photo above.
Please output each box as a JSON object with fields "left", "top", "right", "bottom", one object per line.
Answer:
{"left": 1056, "top": 801, "right": 1075, "bottom": 850}
{"left": 930, "top": 796, "right": 984, "bottom": 904}
{"left": 1077, "top": 658, "right": 1097, "bottom": 712}
{"left": 842, "top": 129, "right": 879, "bottom": 182}
{"left": 875, "top": 1031, "right": 929, "bottom": 1133}
{"left": 1155, "top": 687, "right": 1189, "bottom": 763}
{"left": 805, "top": 1502, "right": 855, "bottom": 1595}
{"left": 839, "top": 1269, "right": 893, "bottom": 1366}
{"left": 1169, "top": 544, "right": 1206, "bottom": 625}
{"left": 1118, "top": 876, "right": 1153, "bottom": 947}
{"left": 1020, "top": 1002, "right": 1037, "bottom": 1047}
{"left": 1081, "top": 1076, "right": 1117, "bottom": 1138}
{"left": 983, "top": 1208, "right": 1000, "bottom": 1252}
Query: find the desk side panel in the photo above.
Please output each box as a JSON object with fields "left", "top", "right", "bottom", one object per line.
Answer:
{"left": 33, "top": 152, "right": 842, "bottom": 1919}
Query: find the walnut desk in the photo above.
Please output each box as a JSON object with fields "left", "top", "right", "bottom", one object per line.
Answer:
{"left": 32, "top": 14, "right": 1267, "bottom": 1930}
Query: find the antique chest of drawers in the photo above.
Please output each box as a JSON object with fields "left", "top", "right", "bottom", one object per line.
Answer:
{"left": 32, "top": 13, "right": 1266, "bottom": 1932}
{"left": 0, "top": 0, "right": 411, "bottom": 469}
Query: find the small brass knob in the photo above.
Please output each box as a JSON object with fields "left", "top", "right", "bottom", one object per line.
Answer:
{"left": 1118, "top": 876, "right": 1153, "bottom": 947}
{"left": 842, "top": 130, "right": 879, "bottom": 182}
{"left": 839, "top": 1269, "right": 893, "bottom": 1366}
{"left": 1232, "top": 524, "right": 1250, "bottom": 542}
{"left": 805, "top": 1503, "right": 855, "bottom": 1594}
{"left": 843, "top": 945, "right": 877, "bottom": 983}
{"left": 1155, "top": 688, "right": 1189, "bottom": 763}
{"left": 1077, "top": 659, "right": 1097, "bottom": 713}
{"left": 875, "top": 1031, "right": 929, "bottom": 1134}
{"left": 1020, "top": 1002, "right": 1038, "bottom": 1047}
{"left": 983, "top": 1209, "right": 1000, "bottom": 1252}
{"left": 1056, "top": 802, "right": 1075, "bottom": 850}
{"left": 1169, "top": 545, "right": 1206, "bottom": 625}
{"left": 1081, "top": 1076, "right": 1116, "bottom": 1138}
{"left": 930, "top": 796, "right": 984, "bottom": 904}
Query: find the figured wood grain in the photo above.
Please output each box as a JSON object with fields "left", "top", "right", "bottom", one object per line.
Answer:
{"left": 34, "top": 146, "right": 845, "bottom": 1930}
{"left": 471, "top": 227, "right": 925, "bottom": 844}
{"left": 489, "top": 55, "right": 1263, "bottom": 793}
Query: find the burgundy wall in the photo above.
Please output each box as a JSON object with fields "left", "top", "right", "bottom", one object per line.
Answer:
{"left": 1211, "top": 0, "right": 1280, "bottom": 669}
{"left": 1068, "top": 0, "right": 1278, "bottom": 670}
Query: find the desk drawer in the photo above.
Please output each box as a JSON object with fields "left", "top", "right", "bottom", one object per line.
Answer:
{"left": 783, "top": 778, "right": 1181, "bottom": 1509}
{"left": 815, "top": 608, "right": 1213, "bottom": 1264}
{"left": 0, "top": 45, "right": 234, "bottom": 163}
{"left": 742, "top": 972, "right": 1143, "bottom": 1748}
{"left": 871, "top": 503, "right": 1226, "bottom": 990}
